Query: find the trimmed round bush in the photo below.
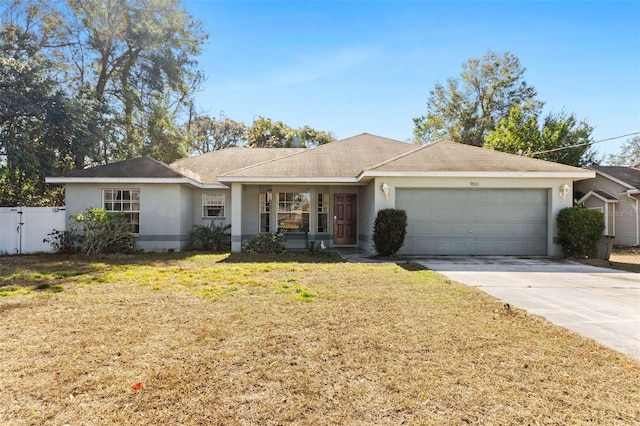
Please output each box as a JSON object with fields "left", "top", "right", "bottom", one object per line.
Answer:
{"left": 242, "top": 233, "right": 286, "bottom": 254}
{"left": 557, "top": 206, "right": 605, "bottom": 257}
{"left": 373, "top": 208, "right": 408, "bottom": 257}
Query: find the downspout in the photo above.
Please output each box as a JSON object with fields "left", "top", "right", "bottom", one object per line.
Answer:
{"left": 611, "top": 202, "right": 616, "bottom": 239}
{"left": 627, "top": 190, "right": 640, "bottom": 246}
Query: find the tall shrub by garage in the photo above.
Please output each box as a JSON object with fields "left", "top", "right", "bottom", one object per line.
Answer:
{"left": 373, "top": 208, "right": 407, "bottom": 257}
{"left": 557, "top": 206, "right": 605, "bottom": 257}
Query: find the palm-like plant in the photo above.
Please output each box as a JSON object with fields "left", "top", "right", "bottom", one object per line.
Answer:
{"left": 187, "top": 219, "right": 231, "bottom": 252}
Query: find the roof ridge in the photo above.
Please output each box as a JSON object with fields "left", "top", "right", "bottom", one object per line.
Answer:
{"left": 217, "top": 148, "right": 308, "bottom": 176}
{"left": 450, "top": 141, "right": 589, "bottom": 171}
{"left": 142, "top": 155, "right": 188, "bottom": 178}
{"left": 364, "top": 142, "right": 427, "bottom": 172}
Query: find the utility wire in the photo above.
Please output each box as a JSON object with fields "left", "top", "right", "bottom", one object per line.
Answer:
{"left": 529, "top": 131, "right": 640, "bottom": 156}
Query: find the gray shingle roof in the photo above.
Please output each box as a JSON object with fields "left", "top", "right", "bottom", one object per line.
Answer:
{"left": 50, "top": 134, "right": 593, "bottom": 184}
{"left": 59, "top": 156, "right": 187, "bottom": 178}
{"left": 592, "top": 165, "right": 640, "bottom": 189}
{"left": 593, "top": 190, "right": 619, "bottom": 201}
{"left": 218, "top": 133, "right": 414, "bottom": 180}
{"left": 367, "top": 140, "right": 590, "bottom": 173}
{"left": 171, "top": 148, "right": 303, "bottom": 184}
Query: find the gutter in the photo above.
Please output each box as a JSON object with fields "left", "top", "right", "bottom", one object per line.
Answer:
{"left": 627, "top": 189, "right": 640, "bottom": 246}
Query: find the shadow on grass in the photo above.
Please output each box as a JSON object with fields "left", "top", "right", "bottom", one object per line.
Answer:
{"left": 0, "top": 251, "right": 348, "bottom": 293}
{"left": 396, "top": 262, "right": 429, "bottom": 272}
{"left": 576, "top": 257, "right": 640, "bottom": 273}
{"left": 219, "top": 252, "right": 346, "bottom": 264}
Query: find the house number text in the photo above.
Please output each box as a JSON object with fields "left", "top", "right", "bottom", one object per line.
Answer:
{"left": 469, "top": 182, "right": 480, "bottom": 187}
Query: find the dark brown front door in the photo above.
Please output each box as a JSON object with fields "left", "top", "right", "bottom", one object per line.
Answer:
{"left": 334, "top": 193, "right": 357, "bottom": 245}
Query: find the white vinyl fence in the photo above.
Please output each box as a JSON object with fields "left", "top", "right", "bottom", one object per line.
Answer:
{"left": 0, "top": 207, "right": 66, "bottom": 255}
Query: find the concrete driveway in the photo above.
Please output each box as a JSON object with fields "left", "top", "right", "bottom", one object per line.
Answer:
{"left": 415, "top": 257, "right": 640, "bottom": 360}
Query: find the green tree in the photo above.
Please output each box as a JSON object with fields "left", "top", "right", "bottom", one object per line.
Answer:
{"left": 539, "top": 111, "right": 598, "bottom": 166}
{"left": 142, "top": 99, "right": 189, "bottom": 163}
{"left": 2, "top": 0, "right": 207, "bottom": 165}
{"left": 413, "top": 51, "right": 542, "bottom": 147}
{"left": 607, "top": 136, "right": 640, "bottom": 166}
{"left": 0, "top": 26, "right": 95, "bottom": 206}
{"left": 485, "top": 107, "right": 597, "bottom": 167}
{"left": 246, "top": 116, "right": 336, "bottom": 149}
{"left": 63, "top": 0, "right": 206, "bottom": 163}
{"left": 246, "top": 116, "right": 289, "bottom": 148}
{"left": 189, "top": 113, "right": 247, "bottom": 154}
{"left": 288, "top": 125, "right": 336, "bottom": 148}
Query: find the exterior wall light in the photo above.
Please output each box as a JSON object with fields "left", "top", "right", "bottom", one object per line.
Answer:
{"left": 381, "top": 182, "right": 390, "bottom": 200}
{"left": 560, "top": 183, "right": 571, "bottom": 200}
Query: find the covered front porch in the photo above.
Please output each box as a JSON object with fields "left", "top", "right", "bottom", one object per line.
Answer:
{"left": 228, "top": 182, "right": 380, "bottom": 253}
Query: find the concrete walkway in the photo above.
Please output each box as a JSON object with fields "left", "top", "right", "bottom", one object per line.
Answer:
{"left": 415, "top": 257, "right": 640, "bottom": 360}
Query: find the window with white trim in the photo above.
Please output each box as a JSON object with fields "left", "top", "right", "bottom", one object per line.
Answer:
{"left": 103, "top": 189, "right": 140, "bottom": 233}
{"left": 277, "top": 192, "right": 310, "bottom": 233}
{"left": 202, "top": 193, "right": 225, "bottom": 218}
{"left": 317, "top": 192, "right": 329, "bottom": 233}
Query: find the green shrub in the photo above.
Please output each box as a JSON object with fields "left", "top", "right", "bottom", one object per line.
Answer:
{"left": 242, "top": 233, "right": 286, "bottom": 254}
{"left": 557, "top": 206, "right": 605, "bottom": 257}
{"left": 44, "top": 229, "right": 82, "bottom": 254}
{"left": 187, "top": 219, "right": 231, "bottom": 252}
{"left": 70, "top": 208, "right": 136, "bottom": 254}
{"left": 373, "top": 208, "right": 408, "bottom": 257}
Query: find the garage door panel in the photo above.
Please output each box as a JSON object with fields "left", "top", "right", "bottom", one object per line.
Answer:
{"left": 467, "top": 191, "right": 488, "bottom": 203}
{"left": 413, "top": 238, "right": 444, "bottom": 253}
{"left": 492, "top": 208, "right": 513, "bottom": 221}
{"left": 468, "top": 223, "right": 489, "bottom": 236}
{"left": 468, "top": 205, "right": 488, "bottom": 218}
{"left": 431, "top": 223, "right": 454, "bottom": 237}
{"left": 433, "top": 205, "right": 464, "bottom": 220}
{"left": 526, "top": 190, "right": 548, "bottom": 204}
{"left": 397, "top": 188, "right": 548, "bottom": 255}
{"left": 525, "top": 207, "right": 546, "bottom": 220}
{"left": 431, "top": 190, "right": 450, "bottom": 203}
{"left": 520, "top": 206, "right": 546, "bottom": 220}
{"left": 517, "top": 222, "right": 545, "bottom": 236}
{"left": 451, "top": 240, "right": 474, "bottom": 254}
{"left": 413, "top": 221, "right": 431, "bottom": 237}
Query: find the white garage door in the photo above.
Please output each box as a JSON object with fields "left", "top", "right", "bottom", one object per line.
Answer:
{"left": 396, "top": 189, "right": 548, "bottom": 255}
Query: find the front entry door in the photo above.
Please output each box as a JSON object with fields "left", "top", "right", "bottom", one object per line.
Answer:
{"left": 333, "top": 193, "right": 357, "bottom": 245}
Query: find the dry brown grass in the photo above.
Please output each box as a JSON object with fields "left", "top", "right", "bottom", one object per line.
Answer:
{"left": 1, "top": 252, "right": 639, "bottom": 425}
{"left": 579, "top": 246, "right": 640, "bottom": 273}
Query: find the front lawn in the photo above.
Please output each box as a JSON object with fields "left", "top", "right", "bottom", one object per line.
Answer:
{"left": 1, "top": 253, "right": 638, "bottom": 425}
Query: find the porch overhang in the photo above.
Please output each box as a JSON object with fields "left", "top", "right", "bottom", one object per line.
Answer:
{"left": 218, "top": 176, "right": 361, "bottom": 184}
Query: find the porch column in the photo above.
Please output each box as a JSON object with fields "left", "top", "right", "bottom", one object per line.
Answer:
{"left": 231, "top": 183, "right": 242, "bottom": 252}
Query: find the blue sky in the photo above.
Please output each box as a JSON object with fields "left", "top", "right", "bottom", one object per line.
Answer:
{"left": 184, "top": 0, "right": 640, "bottom": 158}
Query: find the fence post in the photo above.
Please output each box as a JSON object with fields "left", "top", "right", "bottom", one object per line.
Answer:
{"left": 17, "top": 208, "right": 24, "bottom": 254}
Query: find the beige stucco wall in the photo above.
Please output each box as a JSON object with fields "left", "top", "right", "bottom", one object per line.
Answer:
{"left": 358, "top": 180, "right": 382, "bottom": 254}
{"left": 575, "top": 175, "right": 639, "bottom": 246}
{"left": 64, "top": 183, "right": 191, "bottom": 252}
{"left": 64, "top": 175, "right": 589, "bottom": 255}
{"left": 227, "top": 177, "right": 579, "bottom": 256}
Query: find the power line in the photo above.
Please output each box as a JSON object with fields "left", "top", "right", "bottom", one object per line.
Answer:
{"left": 529, "top": 131, "right": 640, "bottom": 156}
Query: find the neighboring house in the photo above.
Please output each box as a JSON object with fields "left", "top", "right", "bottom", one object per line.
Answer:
{"left": 575, "top": 165, "right": 640, "bottom": 246}
{"left": 46, "top": 133, "right": 594, "bottom": 256}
